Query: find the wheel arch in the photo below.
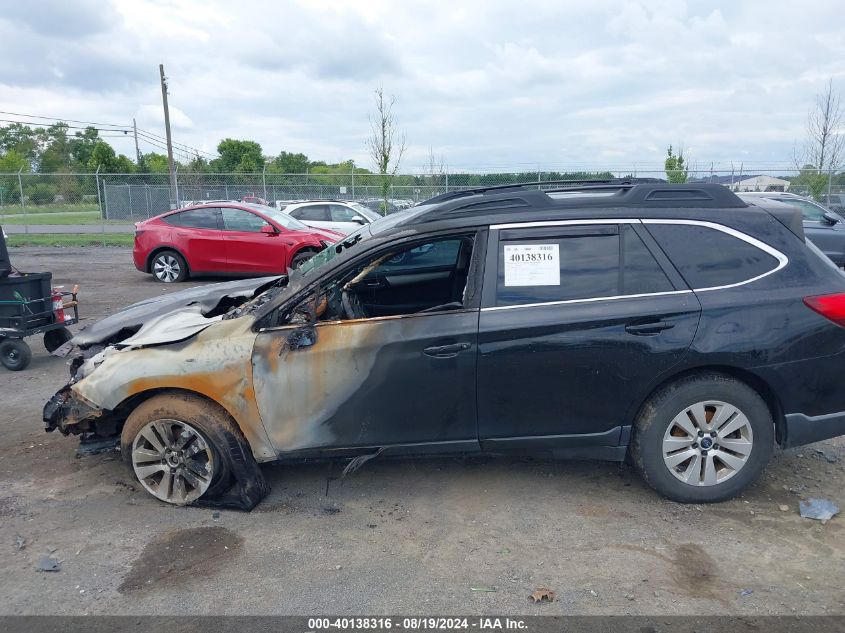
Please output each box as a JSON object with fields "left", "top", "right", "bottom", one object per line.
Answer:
{"left": 111, "top": 387, "right": 255, "bottom": 452}
{"left": 288, "top": 244, "right": 321, "bottom": 267}
{"left": 627, "top": 365, "right": 786, "bottom": 446}
{"left": 145, "top": 245, "right": 190, "bottom": 274}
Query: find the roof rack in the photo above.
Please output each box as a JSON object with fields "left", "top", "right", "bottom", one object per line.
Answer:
{"left": 420, "top": 178, "right": 665, "bottom": 205}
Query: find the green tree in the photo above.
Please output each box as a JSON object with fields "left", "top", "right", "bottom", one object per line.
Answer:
{"left": 268, "top": 151, "right": 310, "bottom": 173}
{"left": 214, "top": 138, "right": 264, "bottom": 172}
{"left": 664, "top": 145, "right": 688, "bottom": 183}
{"left": 68, "top": 127, "right": 101, "bottom": 169}
{"left": 87, "top": 142, "right": 135, "bottom": 173}
{"left": 139, "top": 152, "right": 171, "bottom": 173}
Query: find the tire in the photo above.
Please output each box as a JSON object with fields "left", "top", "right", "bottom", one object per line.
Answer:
{"left": 121, "top": 393, "right": 236, "bottom": 505}
{"left": 44, "top": 327, "right": 73, "bottom": 353}
{"left": 0, "top": 338, "right": 32, "bottom": 371}
{"left": 290, "top": 249, "right": 317, "bottom": 270}
{"left": 150, "top": 250, "right": 188, "bottom": 283}
{"left": 630, "top": 373, "right": 774, "bottom": 503}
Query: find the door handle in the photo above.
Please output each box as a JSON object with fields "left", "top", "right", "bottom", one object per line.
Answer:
{"left": 423, "top": 342, "right": 472, "bottom": 358}
{"left": 625, "top": 319, "right": 675, "bottom": 335}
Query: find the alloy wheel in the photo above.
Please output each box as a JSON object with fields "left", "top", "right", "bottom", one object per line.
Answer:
{"left": 131, "top": 419, "right": 215, "bottom": 504}
{"left": 153, "top": 254, "right": 181, "bottom": 282}
{"left": 662, "top": 400, "right": 754, "bottom": 486}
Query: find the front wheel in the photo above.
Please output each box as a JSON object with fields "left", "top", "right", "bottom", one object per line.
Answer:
{"left": 290, "top": 249, "right": 317, "bottom": 270}
{"left": 630, "top": 373, "right": 773, "bottom": 503}
{"left": 121, "top": 394, "right": 234, "bottom": 505}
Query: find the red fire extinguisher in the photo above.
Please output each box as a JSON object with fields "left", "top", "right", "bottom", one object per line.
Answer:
{"left": 51, "top": 288, "right": 65, "bottom": 324}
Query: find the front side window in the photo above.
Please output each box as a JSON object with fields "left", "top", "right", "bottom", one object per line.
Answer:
{"left": 646, "top": 223, "right": 780, "bottom": 289}
{"left": 222, "top": 208, "right": 269, "bottom": 232}
{"left": 330, "top": 204, "right": 361, "bottom": 222}
{"left": 777, "top": 198, "right": 827, "bottom": 222}
{"left": 267, "top": 235, "right": 476, "bottom": 328}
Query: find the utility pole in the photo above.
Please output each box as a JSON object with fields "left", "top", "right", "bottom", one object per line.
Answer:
{"left": 159, "top": 64, "right": 178, "bottom": 206}
{"left": 132, "top": 118, "right": 141, "bottom": 165}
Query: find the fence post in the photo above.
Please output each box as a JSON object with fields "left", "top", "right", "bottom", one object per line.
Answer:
{"left": 17, "top": 168, "right": 27, "bottom": 234}
{"left": 351, "top": 171, "right": 355, "bottom": 199}
{"left": 445, "top": 172, "right": 449, "bottom": 192}
{"left": 174, "top": 165, "right": 180, "bottom": 207}
{"left": 828, "top": 168, "right": 834, "bottom": 200}
{"left": 262, "top": 166, "right": 267, "bottom": 201}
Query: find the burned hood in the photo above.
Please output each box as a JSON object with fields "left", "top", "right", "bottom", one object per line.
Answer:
{"left": 73, "top": 276, "right": 283, "bottom": 347}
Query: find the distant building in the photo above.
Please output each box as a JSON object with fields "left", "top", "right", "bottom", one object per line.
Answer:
{"left": 689, "top": 174, "right": 790, "bottom": 192}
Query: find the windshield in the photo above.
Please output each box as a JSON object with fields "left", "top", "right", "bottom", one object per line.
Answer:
{"left": 296, "top": 225, "right": 371, "bottom": 276}
{"left": 244, "top": 203, "right": 309, "bottom": 230}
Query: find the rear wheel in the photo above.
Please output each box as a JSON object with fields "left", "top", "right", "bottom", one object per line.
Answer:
{"left": 151, "top": 250, "right": 188, "bottom": 283}
{"left": 44, "top": 327, "right": 73, "bottom": 353}
{"left": 0, "top": 338, "right": 32, "bottom": 371}
{"left": 631, "top": 373, "right": 773, "bottom": 503}
{"left": 121, "top": 394, "right": 234, "bottom": 505}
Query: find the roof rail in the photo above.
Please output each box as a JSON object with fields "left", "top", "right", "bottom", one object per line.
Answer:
{"left": 421, "top": 177, "right": 664, "bottom": 205}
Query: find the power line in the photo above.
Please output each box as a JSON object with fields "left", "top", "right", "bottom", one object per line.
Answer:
{"left": 0, "top": 118, "right": 130, "bottom": 133}
{"left": 0, "top": 110, "right": 131, "bottom": 128}
{"left": 0, "top": 111, "right": 217, "bottom": 159}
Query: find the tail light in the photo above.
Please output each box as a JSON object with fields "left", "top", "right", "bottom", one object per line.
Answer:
{"left": 51, "top": 289, "right": 65, "bottom": 324}
{"left": 803, "top": 293, "right": 845, "bottom": 327}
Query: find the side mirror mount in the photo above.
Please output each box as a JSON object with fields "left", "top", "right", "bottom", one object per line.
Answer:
{"left": 261, "top": 224, "right": 278, "bottom": 235}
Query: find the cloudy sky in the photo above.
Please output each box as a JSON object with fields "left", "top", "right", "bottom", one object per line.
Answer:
{"left": 1, "top": 0, "right": 843, "bottom": 173}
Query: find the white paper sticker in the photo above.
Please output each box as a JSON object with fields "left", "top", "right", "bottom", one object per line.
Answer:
{"left": 503, "top": 244, "right": 560, "bottom": 286}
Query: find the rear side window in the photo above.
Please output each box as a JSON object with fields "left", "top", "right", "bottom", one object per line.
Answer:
{"left": 494, "top": 224, "right": 674, "bottom": 307}
{"left": 646, "top": 223, "right": 779, "bottom": 289}
{"left": 171, "top": 208, "right": 220, "bottom": 230}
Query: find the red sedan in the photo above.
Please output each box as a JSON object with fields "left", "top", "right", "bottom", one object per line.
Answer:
{"left": 133, "top": 202, "right": 343, "bottom": 282}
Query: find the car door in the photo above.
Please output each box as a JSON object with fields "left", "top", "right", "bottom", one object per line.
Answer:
{"left": 170, "top": 208, "right": 226, "bottom": 273}
{"left": 221, "top": 207, "right": 287, "bottom": 274}
{"left": 251, "top": 233, "right": 483, "bottom": 456}
{"left": 476, "top": 221, "right": 701, "bottom": 453}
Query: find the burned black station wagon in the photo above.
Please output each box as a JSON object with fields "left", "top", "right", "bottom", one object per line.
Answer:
{"left": 44, "top": 181, "right": 845, "bottom": 508}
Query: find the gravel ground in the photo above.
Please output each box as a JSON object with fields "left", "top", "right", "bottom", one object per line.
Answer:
{"left": 0, "top": 247, "right": 843, "bottom": 616}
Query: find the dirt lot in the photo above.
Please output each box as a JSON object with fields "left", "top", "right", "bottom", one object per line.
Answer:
{"left": 0, "top": 247, "right": 843, "bottom": 616}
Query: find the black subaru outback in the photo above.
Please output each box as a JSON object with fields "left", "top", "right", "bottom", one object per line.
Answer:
{"left": 44, "top": 181, "right": 845, "bottom": 508}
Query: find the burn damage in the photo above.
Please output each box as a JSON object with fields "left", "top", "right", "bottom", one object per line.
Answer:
{"left": 41, "top": 223, "right": 476, "bottom": 511}
{"left": 43, "top": 277, "right": 288, "bottom": 510}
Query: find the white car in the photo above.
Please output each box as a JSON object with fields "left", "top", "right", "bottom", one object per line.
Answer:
{"left": 278, "top": 200, "right": 382, "bottom": 235}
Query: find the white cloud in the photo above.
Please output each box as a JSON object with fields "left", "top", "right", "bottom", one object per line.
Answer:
{"left": 0, "top": 0, "right": 843, "bottom": 171}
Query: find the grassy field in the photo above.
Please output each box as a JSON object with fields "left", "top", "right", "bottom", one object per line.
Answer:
{"left": 0, "top": 211, "right": 114, "bottom": 225}
{"left": 0, "top": 202, "right": 100, "bottom": 216}
{"left": 6, "top": 233, "right": 134, "bottom": 247}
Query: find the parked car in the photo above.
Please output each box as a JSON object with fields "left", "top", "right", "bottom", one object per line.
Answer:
{"left": 737, "top": 192, "right": 845, "bottom": 267}
{"left": 280, "top": 200, "right": 382, "bottom": 235}
{"left": 133, "top": 202, "right": 342, "bottom": 283}
{"left": 45, "top": 181, "right": 845, "bottom": 508}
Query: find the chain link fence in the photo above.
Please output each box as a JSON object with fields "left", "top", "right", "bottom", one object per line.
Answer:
{"left": 1, "top": 166, "right": 844, "bottom": 245}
